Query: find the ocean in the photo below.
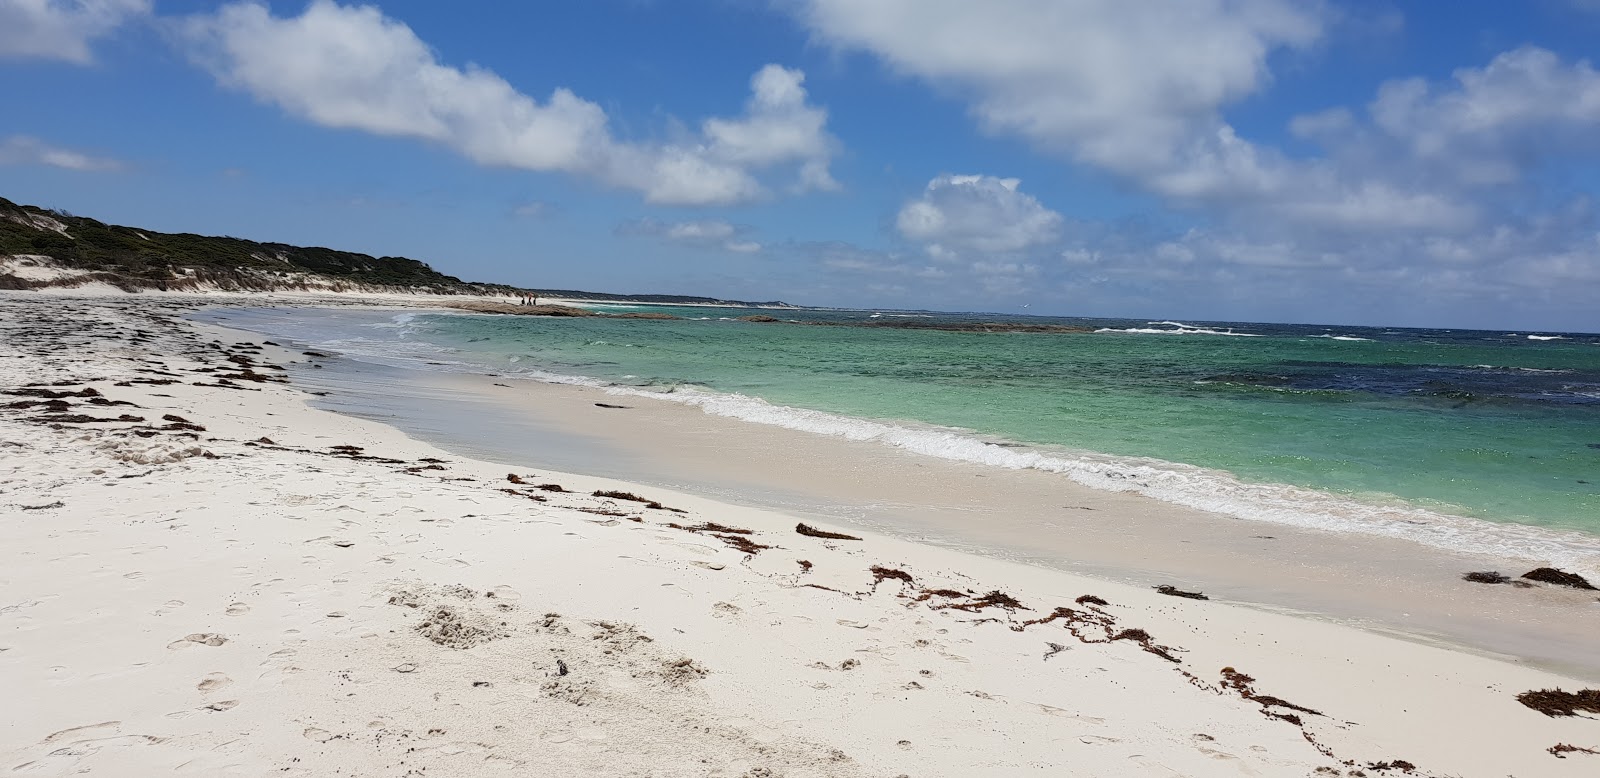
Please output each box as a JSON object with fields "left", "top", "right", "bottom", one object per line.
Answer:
{"left": 204, "top": 304, "right": 1600, "bottom": 568}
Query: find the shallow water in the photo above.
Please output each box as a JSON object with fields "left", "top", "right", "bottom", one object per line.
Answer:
{"left": 199, "top": 305, "right": 1600, "bottom": 565}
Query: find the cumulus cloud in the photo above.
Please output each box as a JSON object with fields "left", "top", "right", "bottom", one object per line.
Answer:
{"left": 1363, "top": 47, "right": 1600, "bottom": 185}
{"left": 0, "top": 135, "right": 122, "bottom": 171}
{"left": 618, "top": 218, "right": 762, "bottom": 254}
{"left": 0, "top": 0, "right": 148, "bottom": 64}
{"left": 896, "top": 174, "right": 1062, "bottom": 255}
{"left": 789, "top": 2, "right": 1600, "bottom": 326}
{"left": 791, "top": 1, "right": 1481, "bottom": 234}
{"left": 795, "top": 1, "right": 1319, "bottom": 197}
{"left": 179, "top": 1, "right": 837, "bottom": 205}
{"left": 779, "top": 177, "right": 1061, "bottom": 303}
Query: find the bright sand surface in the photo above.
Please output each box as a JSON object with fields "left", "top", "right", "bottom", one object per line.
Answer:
{"left": 299, "top": 363, "right": 1600, "bottom": 679}
{"left": 3, "top": 292, "right": 1600, "bottom": 777}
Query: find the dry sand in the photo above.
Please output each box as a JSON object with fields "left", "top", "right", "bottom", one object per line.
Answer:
{"left": 3, "top": 292, "right": 1599, "bottom": 777}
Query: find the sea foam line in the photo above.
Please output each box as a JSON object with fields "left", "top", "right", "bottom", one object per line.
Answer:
{"left": 1096, "top": 321, "right": 1263, "bottom": 337}
{"left": 312, "top": 313, "right": 1600, "bottom": 577}
{"left": 572, "top": 382, "right": 1600, "bottom": 577}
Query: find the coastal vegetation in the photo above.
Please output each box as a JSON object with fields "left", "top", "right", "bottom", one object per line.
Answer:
{"left": 0, "top": 196, "right": 519, "bottom": 295}
{"left": 1, "top": 194, "right": 805, "bottom": 305}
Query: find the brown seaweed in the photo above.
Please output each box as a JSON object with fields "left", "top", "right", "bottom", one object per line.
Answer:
{"left": 1517, "top": 688, "right": 1600, "bottom": 717}
{"left": 796, "top": 523, "right": 862, "bottom": 541}
{"left": 1155, "top": 585, "right": 1209, "bottom": 600}
{"left": 1520, "top": 567, "right": 1597, "bottom": 590}
{"left": 869, "top": 565, "right": 916, "bottom": 589}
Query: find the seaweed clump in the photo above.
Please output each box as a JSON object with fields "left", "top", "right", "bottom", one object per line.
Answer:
{"left": 1517, "top": 688, "right": 1600, "bottom": 717}
{"left": 1364, "top": 760, "right": 1418, "bottom": 772}
{"left": 1220, "top": 667, "right": 1323, "bottom": 725}
{"left": 594, "top": 490, "right": 682, "bottom": 512}
{"left": 926, "top": 590, "right": 1027, "bottom": 613}
{"left": 1462, "top": 571, "right": 1510, "bottom": 584}
{"left": 796, "top": 523, "right": 861, "bottom": 541}
{"left": 667, "top": 521, "right": 770, "bottom": 555}
{"left": 1112, "top": 628, "right": 1181, "bottom": 663}
{"left": 869, "top": 565, "right": 916, "bottom": 590}
{"left": 1155, "top": 585, "right": 1209, "bottom": 600}
{"left": 1520, "top": 567, "right": 1597, "bottom": 590}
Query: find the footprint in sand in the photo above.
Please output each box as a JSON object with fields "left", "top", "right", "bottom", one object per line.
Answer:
{"left": 672, "top": 542, "right": 719, "bottom": 557}
{"left": 199, "top": 700, "right": 239, "bottom": 713}
{"left": 42, "top": 722, "right": 120, "bottom": 744}
{"left": 197, "top": 673, "right": 232, "bottom": 692}
{"left": 225, "top": 602, "right": 249, "bottom": 616}
{"left": 258, "top": 665, "right": 304, "bottom": 682}
{"left": 720, "top": 718, "right": 780, "bottom": 744}
{"left": 487, "top": 585, "right": 521, "bottom": 606}
{"left": 167, "top": 633, "right": 228, "bottom": 649}
{"left": 1195, "top": 745, "right": 1239, "bottom": 761}
{"left": 1038, "top": 705, "right": 1104, "bottom": 725}
{"left": 302, "top": 727, "right": 335, "bottom": 743}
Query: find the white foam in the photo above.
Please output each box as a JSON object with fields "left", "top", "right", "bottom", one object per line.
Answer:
{"left": 572, "top": 384, "right": 1598, "bottom": 576}
{"left": 1097, "top": 325, "right": 1263, "bottom": 337}
{"left": 1311, "top": 334, "right": 1374, "bottom": 342}
{"left": 243, "top": 309, "right": 1600, "bottom": 578}
{"left": 1528, "top": 335, "right": 1567, "bottom": 341}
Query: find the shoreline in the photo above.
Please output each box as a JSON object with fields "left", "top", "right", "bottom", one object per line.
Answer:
{"left": 274, "top": 345, "right": 1600, "bottom": 680}
{"left": 4, "top": 292, "right": 1600, "bottom": 776}
{"left": 197, "top": 302, "right": 1600, "bottom": 678}
{"left": 196, "top": 305, "right": 1600, "bottom": 574}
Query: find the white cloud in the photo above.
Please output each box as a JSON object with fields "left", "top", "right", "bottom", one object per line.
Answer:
{"left": 0, "top": 0, "right": 148, "bottom": 64}
{"left": 1360, "top": 48, "right": 1600, "bottom": 186}
{"left": 896, "top": 174, "right": 1062, "bottom": 255}
{"left": 795, "top": 0, "right": 1321, "bottom": 197}
{"left": 793, "top": 2, "right": 1600, "bottom": 325}
{"left": 792, "top": 1, "right": 1481, "bottom": 235}
{"left": 0, "top": 135, "right": 122, "bottom": 171}
{"left": 704, "top": 65, "right": 840, "bottom": 192}
{"left": 618, "top": 218, "right": 761, "bottom": 254}
{"left": 180, "top": 1, "right": 837, "bottom": 206}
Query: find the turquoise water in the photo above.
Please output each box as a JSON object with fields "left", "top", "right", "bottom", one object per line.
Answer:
{"left": 206, "top": 305, "right": 1600, "bottom": 553}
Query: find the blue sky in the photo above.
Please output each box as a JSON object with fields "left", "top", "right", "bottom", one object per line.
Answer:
{"left": 4, "top": 1, "right": 1600, "bottom": 330}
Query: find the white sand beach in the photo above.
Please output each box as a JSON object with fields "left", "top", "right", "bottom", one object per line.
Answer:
{"left": 4, "top": 292, "right": 1599, "bottom": 777}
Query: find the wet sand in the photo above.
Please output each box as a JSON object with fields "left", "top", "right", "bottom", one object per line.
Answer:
{"left": 295, "top": 358, "right": 1600, "bottom": 680}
